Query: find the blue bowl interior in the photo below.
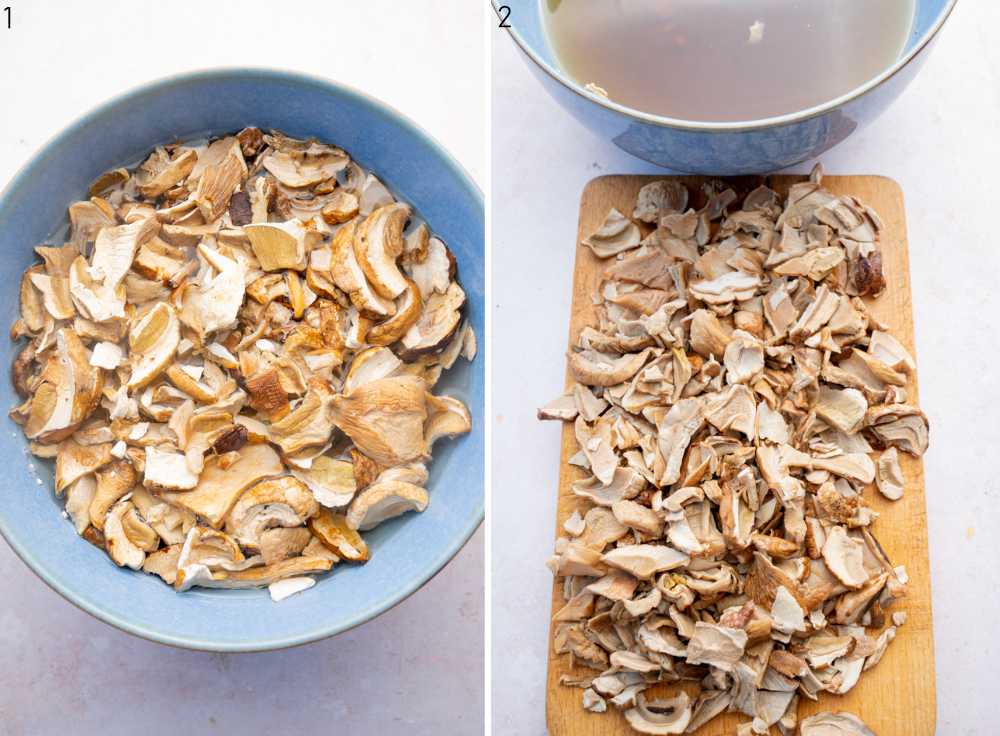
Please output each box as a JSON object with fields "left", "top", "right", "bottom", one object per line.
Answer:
{"left": 509, "top": 0, "right": 946, "bottom": 119}
{"left": 0, "top": 70, "right": 484, "bottom": 651}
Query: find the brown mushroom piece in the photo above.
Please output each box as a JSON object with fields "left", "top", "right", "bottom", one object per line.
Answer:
{"left": 308, "top": 508, "right": 369, "bottom": 561}
{"left": 89, "top": 460, "right": 137, "bottom": 531}
{"left": 399, "top": 281, "right": 465, "bottom": 358}
{"left": 104, "top": 500, "right": 149, "bottom": 570}
{"left": 346, "top": 480, "right": 429, "bottom": 531}
{"left": 224, "top": 476, "right": 319, "bottom": 550}
{"left": 176, "top": 556, "right": 333, "bottom": 591}
{"left": 330, "top": 375, "right": 428, "bottom": 466}
{"left": 367, "top": 279, "right": 423, "bottom": 346}
{"left": 292, "top": 455, "right": 357, "bottom": 508}
{"left": 23, "top": 329, "right": 104, "bottom": 443}
{"left": 354, "top": 202, "right": 410, "bottom": 299}
{"left": 632, "top": 180, "right": 688, "bottom": 223}
{"left": 568, "top": 347, "right": 654, "bottom": 388}
{"left": 329, "top": 220, "right": 396, "bottom": 318}
{"left": 425, "top": 393, "right": 472, "bottom": 449}
{"left": 160, "top": 444, "right": 284, "bottom": 527}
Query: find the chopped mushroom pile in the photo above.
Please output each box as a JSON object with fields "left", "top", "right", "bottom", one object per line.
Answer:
{"left": 10, "top": 129, "right": 475, "bottom": 600}
{"left": 540, "top": 168, "right": 925, "bottom": 734}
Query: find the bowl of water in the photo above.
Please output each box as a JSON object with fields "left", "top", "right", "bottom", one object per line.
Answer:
{"left": 499, "top": 0, "right": 956, "bottom": 173}
{"left": 0, "top": 68, "right": 484, "bottom": 651}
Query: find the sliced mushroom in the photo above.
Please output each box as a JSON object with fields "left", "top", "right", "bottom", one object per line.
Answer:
{"left": 175, "top": 556, "right": 333, "bottom": 591}
{"left": 623, "top": 692, "right": 692, "bottom": 735}
{"left": 308, "top": 508, "right": 369, "bottom": 561}
{"left": 160, "top": 443, "right": 284, "bottom": 527}
{"left": 399, "top": 281, "right": 465, "bottom": 358}
{"left": 568, "top": 347, "right": 654, "bottom": 388}
{"left": 425, "top": 393, "right": 472, "bottom": 449}
{"left": 89, "top": 460, "right": 137, "bottom": 531}
{"left": 292, "top": 455, "right": 357, "bottom": 508}
{"left": 583, "top": 208, "right": 641, "bottom": 258}
{"left": 875, "top": 447, "right": 905, "bottom": 500}
{"left": 127, "top": 303, "right": 179, "bottom": 389}
{"left": 799, "top": 712, "right": 875, "bottom": 736}
{"left": 55, "top": 440, "right": 112, "bottom": 493}
{"left": 346, "top": 480, "right": 429, "bottom": 531}
{"left": 354, "top": 203, "right": 410, "bottom": 299}
{"left": 367, "top": 279, "right": 423, "bottom": 346}
{"left": 225, "top": 476, "right": 319, "bottom": 550}
{"left": 406, "top": 236, "right": 453, "bottom": 299}
{"left": 244, "top": 220, "right": 311, "bottom": 272}
{"left": 330, "top": 375, "right": 427, "bottom": 465}
{"left": 24, "top": 329, "right": 104, "bottom": 443}
{"left": 822, "top": 526, "right": 870, "bottom": 588}
{"left": 104, "top": 500, "right": 147, "bottom": 570}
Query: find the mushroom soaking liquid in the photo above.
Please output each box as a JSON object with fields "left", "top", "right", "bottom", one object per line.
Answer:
{"left": 542, "top": 0, "right": 916, "bottom": 122}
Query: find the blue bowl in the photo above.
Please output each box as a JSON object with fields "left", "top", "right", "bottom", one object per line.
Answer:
{"left": 499, "top": 0, "right": 957, "bottom": 174}
{"left": 0, "top": 69, "right": 484, "bottom": 651}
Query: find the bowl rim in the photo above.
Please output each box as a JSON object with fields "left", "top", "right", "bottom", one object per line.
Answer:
{"left": 0, "top": 66, "right": 484, "bottom": 652}
{"left": 497, "top": 0, "right": 959, "bottom": 132}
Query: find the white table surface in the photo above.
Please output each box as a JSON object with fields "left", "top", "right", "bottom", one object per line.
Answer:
{"left": 0, "top": 3, "right": 484, "bottom": 735}
{"left": 492, "top": 2, "right": 999, "bottom": 734}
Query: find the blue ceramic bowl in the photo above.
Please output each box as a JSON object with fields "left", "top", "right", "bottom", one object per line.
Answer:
{"left": 500, "top": 0, "right": 957, "bottom": 174}
{"left": 0, "top": 69, "right": 484, "bottom": 651}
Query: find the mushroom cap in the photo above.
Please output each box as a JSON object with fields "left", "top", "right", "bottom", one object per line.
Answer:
{"left": 346, "top": 480, "right": 428, "bottom": 531}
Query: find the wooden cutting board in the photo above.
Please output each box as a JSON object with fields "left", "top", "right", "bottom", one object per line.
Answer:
{"left": 545, "top": 175, "right": 935, "bottom": 735}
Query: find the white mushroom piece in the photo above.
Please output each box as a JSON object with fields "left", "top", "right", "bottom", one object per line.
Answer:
{"left": 799, "top": 712, "right": 876, "bottom": 736}
{"left": 8, "top": 127, "right": 475, "bottom": 598}
{"left": 540, "top": 171, "right": 924, "bottom": 730}
{"left": 582, "top": 208, "right": 641, "bottom": 258}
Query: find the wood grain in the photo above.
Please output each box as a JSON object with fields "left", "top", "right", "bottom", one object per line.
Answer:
{"left": 545, "top": 175, "right": 935, "bottom": 735}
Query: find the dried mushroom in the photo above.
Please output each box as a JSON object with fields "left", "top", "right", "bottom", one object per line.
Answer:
{"left": 9, "top": 128, "right": 475, "bottom": 600}
{"left": 542, "top": 169, "right": 923, "bottom": 731}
